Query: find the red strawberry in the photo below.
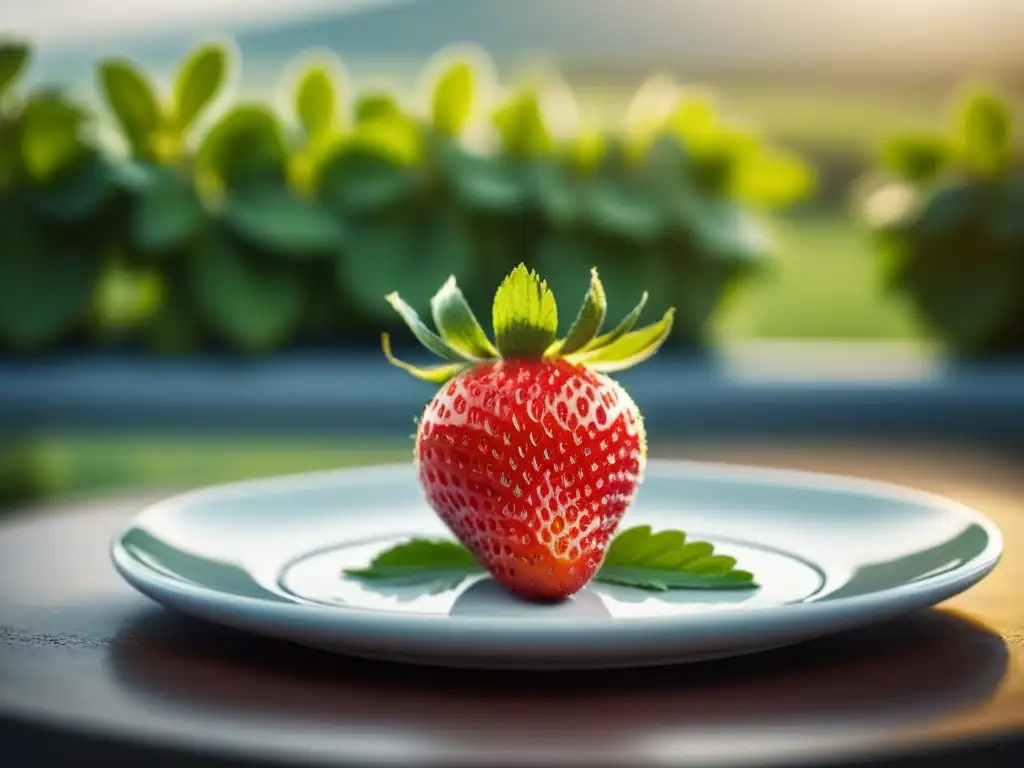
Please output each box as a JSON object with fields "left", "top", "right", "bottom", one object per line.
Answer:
{"left": 383, "top": 264, "right": 674, "bottom": 601}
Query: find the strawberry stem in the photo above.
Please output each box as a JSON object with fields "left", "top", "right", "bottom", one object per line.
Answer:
{"left": 381, "top": 262, "right": 676, "bottom": 383}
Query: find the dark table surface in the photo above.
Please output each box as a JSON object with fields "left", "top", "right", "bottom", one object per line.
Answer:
{"left": 1, "top": 442, "right": 1022, "bottom": 767}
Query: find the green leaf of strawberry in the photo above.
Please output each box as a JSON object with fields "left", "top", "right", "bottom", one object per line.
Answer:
{"left": 380, "top": 334, "right": 469, "bottom": 383}
{"left": 380, "top": 261, "right": 674, "bottom": 383}
{"left": 580, "top": 291, "right": 649, "bottom": 352}
{"left": 343, "top": 526, "right": 758, "bottom": 593}
{"left": 384, "top": 291, "right": 468, "bottom": 362}
{"left": 492, "top": 264, "right": 559, "bottom": 359}
{"left": 548, "top": 267, "right": 607, "bottom": 357}
{"left": 566, "top": 307, "right": 675, "bottom": 373}
{"left": 430, "top": 276, "right": 499, "bottom": 359}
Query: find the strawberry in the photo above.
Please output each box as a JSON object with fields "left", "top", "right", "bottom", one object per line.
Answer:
{"left": 383, "top": 264, "right": 674, "bottom": 601}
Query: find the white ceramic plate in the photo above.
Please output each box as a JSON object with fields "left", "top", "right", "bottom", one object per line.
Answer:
{"left": 111, "top": 460, "right": 1002, "bottom": 669}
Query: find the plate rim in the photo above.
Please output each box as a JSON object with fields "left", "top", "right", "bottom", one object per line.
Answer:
{"left": 110, "top": 459, "right": 1004, "bottom": 641}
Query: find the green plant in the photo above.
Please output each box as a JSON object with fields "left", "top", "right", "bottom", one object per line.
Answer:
{"left": 0, "top": 40, "right": 115, "bottom": 351}
{"left": 98, "top": 42, "right": 228, "bottom": 164}
{"left": 528, "top": 84, "right": 814, "bottom": 347}
{"left": 860, "top": 83, "right": 1023, "bottom": 357}
{"left": 1, "top": 38, "right": 815, "bottom": 357}
{"left": 99, "top": 44, "right": 348, "bottom": 353}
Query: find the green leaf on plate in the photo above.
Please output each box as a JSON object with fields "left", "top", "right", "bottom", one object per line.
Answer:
{"left": 342, "top": 525, "right": 757, "bottom": 593}
{"left": 345, "top": 537, "right": 485, "bottom": 593}
{"left": 597, "top": 525, "right": 756, "bottom": 590}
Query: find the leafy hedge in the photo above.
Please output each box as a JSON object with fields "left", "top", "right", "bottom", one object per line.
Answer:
{"left": 0, "top": 39, "right": 814, "bottom": 355}
{"left": 860, "top": 85, "right": 1023, "bottom": 357}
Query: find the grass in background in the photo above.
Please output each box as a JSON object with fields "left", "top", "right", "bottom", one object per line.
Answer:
{"left": 718, "top": 213, "right": 926, "bottom": 340}
{"left": 1, "top": 435, "right": 411, "bottom": 508}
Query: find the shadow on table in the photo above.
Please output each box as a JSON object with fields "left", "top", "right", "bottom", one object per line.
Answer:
{"left": 109, "top": 606, "right": 1009, "bottom": 737}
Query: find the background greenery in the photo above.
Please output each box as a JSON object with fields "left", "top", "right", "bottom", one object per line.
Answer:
{"left": 3, "top": 34, "right": 1020, "bottom": 356}
{"left": 859, "top": 88, "right": 1024, "bottom": 357}
{"left": 1, "top": 17, "right": 1022, "bottom": 509}
{"left": 0, "top": 38, "right": 819, "bottom": 356}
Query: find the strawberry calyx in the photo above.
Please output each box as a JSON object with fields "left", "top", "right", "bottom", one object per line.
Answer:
{"left": 382, "top": 262, "right": 675, "bottom": 383}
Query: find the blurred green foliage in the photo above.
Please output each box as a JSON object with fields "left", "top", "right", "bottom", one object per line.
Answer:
{"left": 0, "top": 41, "right": 113, "bottom": 351}
{"left": 0, "top": 435, "right": 409, "bottom": 508}
{"left": 0, "top": 39, "right": 816, "bottom": 355}
{"left": 860, "top": 84, "right": 1024, "bottom": 357}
